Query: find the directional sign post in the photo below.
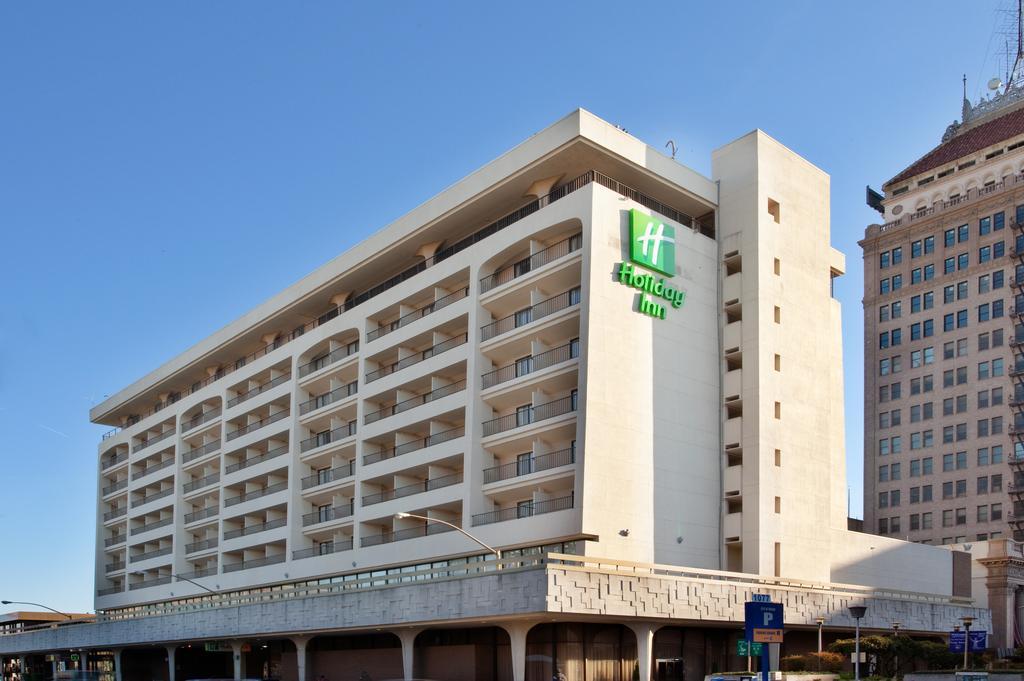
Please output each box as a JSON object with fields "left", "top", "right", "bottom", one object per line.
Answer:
{"left": 746, "top": 600, "right": 784, "bottom": 681}
{"left": 737, "top": 640, "right": 764, "bottom": 657}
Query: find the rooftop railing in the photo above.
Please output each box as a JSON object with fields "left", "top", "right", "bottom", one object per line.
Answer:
{"left": 480, "top": 288, "right": 580, "bottom": 342}
{"left": 363, "top": 379, "right": 466, "bottom": 425}
{"left": 299, "top": 421, "right": 357, "bottom": 453}
{"left": 362, "top": 425, "right": 464, "bottom": 465}
{"left": 292, "top": 538, "right": 353, "bottom": 560}
{"left": 225, "top": 443, "right": 289, "bottom": 474}
{"left": 301, "top": 461, "right": 355, "bottom": 490}
{"left": 223, "top": 553, "right": 286, "bottom": 574}
{"left": 360, "top": 521, "right": 456, "bottom": 547}
{"left": 878, "top": 172, "right": 1024, "bottom": 234}
{"left": 224, "top": 481, "right": 288, "bottom": 507}
{"left": 299, "top": 381, "right": 358, "bottom": 416}
{"left": 226, "top": 374, "right": 291, "bottom": 409}
{"left": 480, "top": 233, "right": 583, "bottom": 294}
{"left": 181, "top": 439, "right": 221, "bottom": 464}
{"left": 302, "top": 502, "right": 354, "bottom": 527}
{"left": 368, "top": 286, "right": 470, "bottom": 342}
{"left": 365, "top": 333, "right": 468, "bottom": 383}
{"left": 471, "top": 494, "right": 574, "bottom": 526}
{"left": 481, "top": 340, "right": 578, "bottom": 390}
{"left": 483, "top": 447, "right": 576, "bottom": 484}
{"left": 482, "top": 394, "right": 577, "bottom": 438}
{"left": 362, "top": 471, "right": 463, "bottom": 506}
{"left": 225, "top": 409, "right": 289, "bottom": 441}
{"left": 224, "top": 517, "right": 287, "bottom": 540}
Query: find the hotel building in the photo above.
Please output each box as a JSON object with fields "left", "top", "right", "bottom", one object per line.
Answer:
{"left": 0, "top": 110, "right": 989, "bottom": 681}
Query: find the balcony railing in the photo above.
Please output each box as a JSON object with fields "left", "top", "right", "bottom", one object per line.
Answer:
{"left": 130, "top": 517, "right": 173, "bottom": 536}
{"left": 97, "top": 585, "right": 123, "bottom": 596}
{"left": 227, "top": 374, "right": 291, "bottom": 409}
{"left": 301, "top": 461, "right": 355, "bottom": 490}
{"left": 480, "top": 233, "right": 583, "bottom": 294}
{"left": 104, "top": 507, "right": 127, "bottom": 522}
{"left": 102, "top": 480, "right": 128, "bottom": 496}
{"left": 131, "top": 487, "right": 174, "bottom": 508}
{"left": 104, "top": 534, "right": 125, "bottom": 547}
{"left": 364, "top": 379, "right": 467, "bottom": 425}
{"left": 367, "top": 287, "right": 470, "bottom": 342}
{"left": 184, "top": 506, "right": 219, "bottom": 524}
{"left": 302, "top": 502, "right": 354, "bottom": 527}
{"left": 178, "top": 567, "right": 217, "bottom": 579}
{"left": 226, "top": 409, "right": 290, "bottom": 441}
{"left": 225, "top": 443, "right": 289, "bottom": 474}
{"left": 362, "top": 425, "right": 464, "bottom": 465}
{"left": 129, "top": 575, "right": 172, "bottom": 591}
{"left": 181, "top": 439, "right": 221, "bottom": 464}
{"left": 185, "top": 538, "right": 218, "bottom": 554}
{"left": 293, "top": 538, "right": 354, "bottom": 560}
{"left": 105, "top": 561, "right": 125, "bottom": 573}
{"left": 300, "top": 421, "right": 357, "bottom": 453}
{"left": 365, "top": 333, "right": 468, "bottom": 383}
{"left": 183, "top": 472, "right": 220, "bottom": 494}
{"left": 133, "top": 457, "right": 174, "bottom": 481}
{"left": 483, "top": 446, "right": 576, "bottom": 484}
{"left": 222, "top": 554, "right": 286, "bottom": 573}
{"left": 181, "top": 408, "right": 222, "bottom": 433}
{"left": 299, "top": 342, "right": 360, "bottom": 379}
{"left": 480, "top": 288, "right": 581, "bottom": 342}
{"left": 101, "top": 452, "right": 128, "bottom": 470}
{"left": 481, "top": 340, "right": 579, "bottom": 390}
{"left": 360, "top": 521, "right": 456, "bottom": 547}
{"left": 299, "top": 381, "right": 359, "bottom": 416}
{"left": 224, "top": 517, "right": 287, "bottom": 540}
{"left": 482, "top": 394, "right": 577, "bottom": 437}
{"left": 471, "top": 494, "right": 574, "bottom": 526}
{"left": 131, "top": 545, "right": 173, "bottom": 562}
{"left": 132, "top": 429, "right": 175, "bottom": 453}
{"left": 224, "top": 481, "right": 288, "bottom": 507}
{"left": 362, "top": 471, "right": 463, "bottom": 506}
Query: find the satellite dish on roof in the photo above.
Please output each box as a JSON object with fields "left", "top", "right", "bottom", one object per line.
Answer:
{"left": 988, "top": 77, "right": 1003, "bottom": 91}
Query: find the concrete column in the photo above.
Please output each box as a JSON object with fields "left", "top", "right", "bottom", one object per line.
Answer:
{"left": 628, "top": 623, "right": 657, "bottom": 681}
{"left": 501, "top": 622, "right": 534, "bottom": 681}
{"left": 112, "top": 649, "right": 123, "bottom": 681}
{"left": 291, "top": 637, "right": 311, "bottom": 681}
{"left": 18, "top": 655, "right": 26, "bottom": 680}
{"left": 231, "top": 642, "right": 244, "bottom": 681}
{"left": 395, "top": 629, "right": 422, "bottom": 681}
{"left": 165, "top": 646, "right": 176, "bottom": 681}
{"left": 50, "top": 656, "right": 57, "bottom": 681}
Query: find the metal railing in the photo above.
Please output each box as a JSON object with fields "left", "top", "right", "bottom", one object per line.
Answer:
{"left": 131, "top": 545, "right": 173, "bottom": 562}
{"left": 225, "top": 443, "right": 289, "bottom": 474}
{"left": 131, "top": 487, "right": 174, "bottom": 508}
{"left": 105, "top": 561, "right": 125, "bottom": 573}
{"left": 299, "top": 381, "right": 358, "bottom": 416}
{"left": 130, "top": 517, "right": 173, "bottom": 536}
{"left": 483, "top": 447, "right": 576, "bottom": 484}
{"left": 480, "top": 233, "right": 583, "bottom": 294}
{"left": 101, "top": 452, "right": 128, "bottom": 469}
{"left": 227, "top": 374, "right": 291, "bottom": 408}
{"left": 363, "top": 379, "right": 466, "bottom": 425}
{"left": 226, "top": 409, "right": 290, "bottom": 441}
{"left": 362, "top": 425, "right": 464, "bottom": 465}
{"left": 224, "top": 517, "right": 287, "bottom": 540}
{"left": 103, "top": 507, "right": 127, "bottom": 521}
{"left": 104, "top": 534, "right": 125, "bottom": 547}
{"left": 185, "top": 538, "right": 218, "bottom": 554}
{"left": 129, "top": 575, "right": 172, "bottom": 591}
{"left": 292, "top": 539, "right": 353, "bottom": 560}
{"left": 365, "top": 333, "right": 468, "bottom": 383}
{"left": 179, "top": 567, "right": 217, "bottom": 579}
{"left": 299, "top": 342, "right": 359, "bottom": 379}
{"left": 300, "top": 421, "right": 357, "bottom": 453}
{"left": 301, "top": 461, "right": 355, "bottom": 489}
{"left": 181, "top": 407, "right": 222, "bottom": 433}
{"left": 183, "top": 472, "right": 220, "bottom": 494}
{"left": 362, "top": 471, "right": 463, "bottom": 506}
{"left": 482, "top": 394, "right": 577, "bottom": 437}
{"left": 480, "top": 288, "right": 580, "bottom": 342}
{"left": 223, "top": 554, "right": 286, "bottom": 573}
{"left": 472, "top": 494, "right": 574, "bottom": 526}
{"left": 360, "top": 521, "right": 456, "bottom": 547}
{"left": 132, "top": 428, "right": 175, "bottom": 453}
{"left": 97, "top": 585, "right": 123, "bottom": 596}
{"left": 184, "top": 506, "right": 219, "bottom": 524}
{"left": 481, "top": 340, "right": 579, "bottom": 390}
{"left": 302, "top": 503, "right": 354, "bottom": 527}
{"left": 181, "top": 439, "right": 221, "bottom": 464}
{"left": 368, "top": 287, "right": 470, "bottom": 343}
{"left": 133, "top": 457, "right": 174, "bottom": 481}
{"left": 102, "top": 479, "right": 128, "bottom": 496}
{"left": 224, "top": 481, "right": 288, "bottom": 507}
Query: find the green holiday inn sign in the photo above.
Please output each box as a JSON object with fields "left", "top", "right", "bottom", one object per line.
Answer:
{"left": 617, "top": 209, "right": 686, "bottom": 320}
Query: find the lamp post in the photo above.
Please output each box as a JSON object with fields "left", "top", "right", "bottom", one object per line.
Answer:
{"left": 961, "top": 616, "right": 975, "bottom": 671}
{"left": 892, "top": 622, "right": 901, "bottom": 681}
{"left": 816, "top": 617, "right": 825, "bottom": 655}
{"left": 849, "top": 606, "right": 867, "bottom": 681}
{"left": 0, "top": 601, "right": 72, "bottom": 620}
{"left": 130, "top": 572, "right": 219, "bottom": 595}
{"left": 394, "top": 512, "right": 501, "bottom": 559}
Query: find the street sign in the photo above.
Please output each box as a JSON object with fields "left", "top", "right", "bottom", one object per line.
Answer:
{"left": 737, "top": 640, "right": 764, "bottom": 656}
{"left": 969, "top": 631, "right": 988, "bottom": 652}
{"left": 745, "top": 601, "right": 784, "bottom": 644}
{"left": 949, "top": 631, "right": 966, "bottom": 653}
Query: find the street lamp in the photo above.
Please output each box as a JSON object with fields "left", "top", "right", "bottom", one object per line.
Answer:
{"left": 394, "top": 512, "right": 501, "bottom": 559}
{"left": 815, "top": 617, "right": 825, "bottom": 654}
{"left": 0, "top": 601, "right": 73, "bottom": 620}
{"left": 130, "top": 572, "right": 219, "bottom": 595}
{"left": 961, "top": 616, "right": 975, "bottom": 671}
{"left": 849, "top": 606, "right": 867, "bottom": 681}
{"left": 892, "top": 622, "right": 901, "bottom": 680}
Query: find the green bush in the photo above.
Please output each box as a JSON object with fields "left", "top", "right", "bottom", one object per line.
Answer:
{"left": 781, "top": 656, "right": 808, "bottom": 672}
{"left": 807, "top": 652, "right": 845, "bottom": 672}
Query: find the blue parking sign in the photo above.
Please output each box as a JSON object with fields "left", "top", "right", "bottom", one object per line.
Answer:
{"left": 745, "top": 601, "right": 784, "bottom": 643}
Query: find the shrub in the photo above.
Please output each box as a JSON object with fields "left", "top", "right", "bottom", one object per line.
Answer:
{"left": 781, "top": 656, "right": 808, "bottom": 672}
{"left": 807, "top": 652, "right": 844, "bottom": 672}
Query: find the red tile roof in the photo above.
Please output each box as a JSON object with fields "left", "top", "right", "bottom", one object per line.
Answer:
{"left": 886, "top": 105, "right": 1024, "bottom": 187}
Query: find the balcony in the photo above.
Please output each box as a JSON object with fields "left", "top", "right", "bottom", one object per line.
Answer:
{"left": 129, "top": 575, "right": 171, "bottom": 591}
{"left": 362, "top": 472, "right": 463, "bottom": 506}
{"left": 184, "top": 506, "right": 219, "bottom": 524}
{"left": 480, "top": 288, "right": 581, "bottom": 343}
{"left": 483, "top": 447, "right": 575, "bottom": 484}
{"left": 133, "top": 429, "right": 175, "bottom": 454}
{"left": 365, "top": 334, "right": 468, "bottom": 383}
{"left": 293, "top": 538, "right": 354, "bottom": 560}
{"left": 103, "top": 507, "right": 127, "bottom": 522}
{"left": 224, "top": 517, "right": 287, "bottom": 540}
{"left": 482, "top": 394, "right": 577, "bottom": 438}
{"left": 133, "top": 457, "right": 174, "bottom": 481}
{"left": 223, "top": 553, "right": 286, "bottom": 573}
{"left": 480, "top": 233, "right": 583, "bottom": 294}
{"left": 368, "top": 286, "right": 469, "bottom": 342}
{"left": 185, "top": 537, "right": 218, "bottom": 554}
{"left": 224, "top": 481, "right": 288, "bottom": 507}
{"left": 179, "top": 566, "right": 217, "bottom": 579}
{"left": 97, "top": 585, "right": 123, "bottom": 596}
{"left": 360, "top": 521, "right": 456, "bottom": 547}
{"left": 226, "top": 409, "right": 289, "bottom": 441}
{"left": 300, "top": 421, "right": 357, "bottom": 454}
{"left": 102, "top": 452, "right": 128, "bottom": 470}
{"left": 363, "top": 425, "right": 464, "bottom": 465}
{"left": 182, "top": 439, "right": 221, "bottom": 464}
{"left": 181, "top": 408, "right": 221, "bottom": 434}
{"left": 481, "top": 341, "right": 578, "bottom": 390}
{"left": 364, "top": 380, "right": 466, "bottom": 425}
{"left": 299, "top": 381, "right": 358, "bottom": 416}
{"left": 130, "top": 517, "right": 173, "bottom": 536}
{"left": 302, "top": 503, "right": 354, "bottom": 527}
{"left": 301, "top": 461, "right": 355, "bottom": 490}
{"left": 225, "top": 443, "right": 288, "bottom": 474}
{"left": 183, "top": 472, "right": 220, "bottom": 495}
{"left": 131, "top": 545, "right": 172, "bottom": 562}
{"left": 227, "top": 374, "right": 291, "bottom": 409}
{"left": 104, "top": 534, "right": 126, "bottom": 548}
{"left": 105, "top": 561, "right": 125, "bottom": 573}
{"left": 471, "top": 494, "right": 574, "bottom": 526}
{"left": 102, "top": 480, "right": 128, "bottom": 496}
{"left": 131, "top": 487, "right": 173, "bottom": 508}
{"left": 299, "top": 342, "right": 359, "bottom": 379}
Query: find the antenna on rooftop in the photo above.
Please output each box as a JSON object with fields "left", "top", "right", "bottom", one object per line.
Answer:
{"left": 665, "top": 140, "right": 678, "bottom": 159}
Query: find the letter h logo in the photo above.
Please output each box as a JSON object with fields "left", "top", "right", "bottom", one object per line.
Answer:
{"left": 629, "top": 209, "right": 675, "bottom": 276}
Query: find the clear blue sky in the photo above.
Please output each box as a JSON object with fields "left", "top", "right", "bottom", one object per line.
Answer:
{"left": 0, "top": 1, "right": 1008, "bottom": 614}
